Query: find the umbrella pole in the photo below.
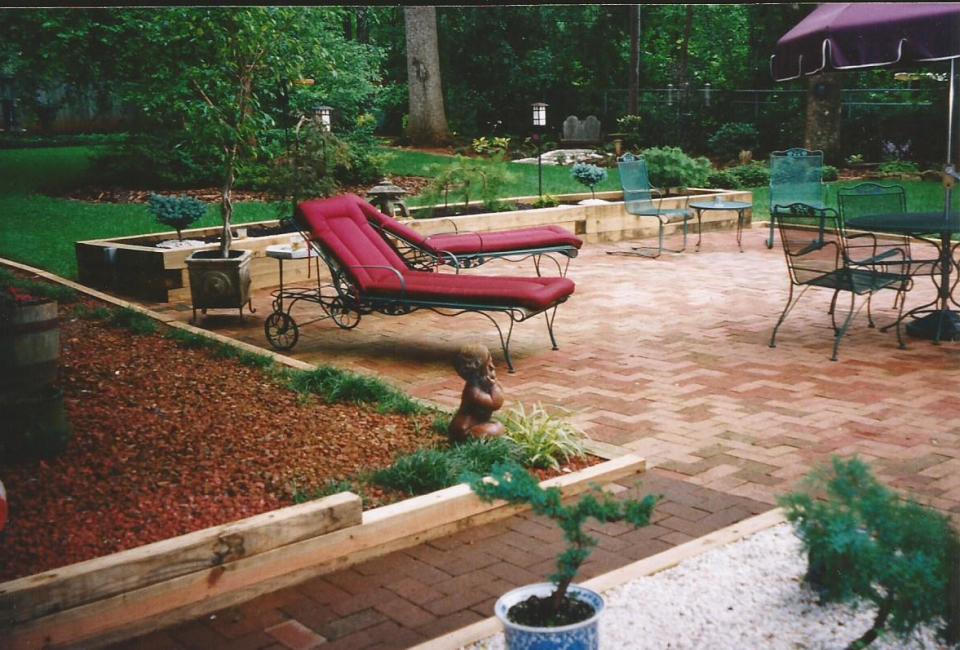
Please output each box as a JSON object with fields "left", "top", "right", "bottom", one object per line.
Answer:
{"left": 946, "top": 58, "right": 956, "bottom": 219}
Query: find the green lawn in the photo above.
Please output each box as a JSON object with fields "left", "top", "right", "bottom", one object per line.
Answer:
{"left": 1, "top": 145, "right": 956, "bottom": 280}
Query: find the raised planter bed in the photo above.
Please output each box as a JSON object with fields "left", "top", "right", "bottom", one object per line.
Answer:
{"left": 74, "top": 189, "right": 752, "bottom": 303}
{"left": 0, "top": 260, "right": 646, "bottom": 649}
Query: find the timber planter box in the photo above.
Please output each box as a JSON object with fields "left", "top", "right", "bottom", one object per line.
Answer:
{"left": 0, "top": 454, "right": 646, "bottom": 649}
{"left": 74, "top": 189, "right": 752, "bottom": 303}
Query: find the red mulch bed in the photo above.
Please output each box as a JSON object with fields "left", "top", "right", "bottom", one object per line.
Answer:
{"left": 0, "top": 293, "right": 447, "bottom": 582}
{"left": 0, "top": 279, "right": 600, "bottom": 582}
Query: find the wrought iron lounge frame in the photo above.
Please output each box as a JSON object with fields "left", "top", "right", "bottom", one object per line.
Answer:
{"left": 263, "top": 223, "right": 565, "bottom": 373}
{"left": 769, "top": 202, "right": 912, "bottom": 361}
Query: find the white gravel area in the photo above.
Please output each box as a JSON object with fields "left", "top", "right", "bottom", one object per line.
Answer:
{"left": 468, "top": 524, "right": 952, "bottom": 649}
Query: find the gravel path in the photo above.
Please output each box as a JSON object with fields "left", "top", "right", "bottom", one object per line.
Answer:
{"left": 469, "top": 524, "right": 951, "bottom": 649}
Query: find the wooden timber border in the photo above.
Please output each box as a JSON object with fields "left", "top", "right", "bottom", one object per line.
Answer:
{"left": 0, "top": 258, "right": 646, "bottom": 649}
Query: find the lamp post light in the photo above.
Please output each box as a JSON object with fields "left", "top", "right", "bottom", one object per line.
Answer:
{"left": 314, "top": 105, "right": 333, "bottom": 132}
{"left": 532, "top": 102, "right": 548, "bottom": 198}
{"left": 703, "top": 82, "right": 712, "bottom": 107}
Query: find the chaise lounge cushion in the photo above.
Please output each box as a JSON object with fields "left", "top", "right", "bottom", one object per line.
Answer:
{"left": 296, "top": 197, "right": 575, "bottom": 312}
{"left": 351, "top": 193, "right": 582, "bottom": 255}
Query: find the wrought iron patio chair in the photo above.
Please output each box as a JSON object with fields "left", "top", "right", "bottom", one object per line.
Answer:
{"left": 350, "top": 194, "right": 582, "bottom": 277}
{"left": 262, "top": 195, "right": 576, "bottom": 373}
{"left": 607, "top": 153, "right": 692, "bottom": 258}
{"left": 769, "top": 202, "right": 912, "bottom": 361}
{"left": 766, "top": 148, "right": 827, "bottom": 248}
{"left": 836, "top": 182, "right": 925, "bottom": 312}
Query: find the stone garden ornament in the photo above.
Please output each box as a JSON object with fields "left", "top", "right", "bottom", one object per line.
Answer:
{"left": 448, "top": 343, "right": 505, "bottom": 442}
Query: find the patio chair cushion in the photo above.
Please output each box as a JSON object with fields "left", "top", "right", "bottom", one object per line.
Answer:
{"left": 352, "top": 193, "right": 582, "bottom": 255}
{"left": 297, "top": 197, "right": 575, "bottom": 312}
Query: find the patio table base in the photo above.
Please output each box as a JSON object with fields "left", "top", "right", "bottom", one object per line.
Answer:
{"left": 905, "top": 310, "right": 960, "bottom": 341}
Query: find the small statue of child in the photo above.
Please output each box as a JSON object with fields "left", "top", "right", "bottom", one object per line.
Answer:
{"left": 448, "top": 343, "right": 505, "bottom": 443}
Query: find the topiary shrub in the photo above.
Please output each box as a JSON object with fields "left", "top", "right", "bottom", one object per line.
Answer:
{"left": 707, "top": 122, "right": 760, "bottom": 163}
{"left": 780, "top": 456, "right": 959, "bottom": 650}
{"left": 706, "top": 170, "right": 738, "bottom": 190}
{"left": 570, "top": 163, "right": 607, "bottom": 199}
{"left": 147, "top": 194, "right": 208, "bottom": 241}
{"left": 641, "top": 146, "right": 711, "bottom": 189}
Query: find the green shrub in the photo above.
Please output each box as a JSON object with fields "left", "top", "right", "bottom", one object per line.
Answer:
{"left": 616, "top": 114, "right": 644, "bottom": 148}
{"left": 642, "top": 146, "right": 711, "bottom": 189}
{"left": 727, "top": 161, "right": 771, "bottom": 188}
{"left": 472, "top": 136, "right": 511, "bottom": 156}
{"left": 532, "top": 194, "right": 560, "bottom": 208}
{"left": 106, "top": 307, "right": 157, "bottom": 335}
{"left": 291, "top": 479, "right": 355, "bottom": 504}
{"left": 780, "top": 456, "right": 958, "bottom": 649}
{"left": 822, "top": 165, "right": 839, "bottom": 182}
{"left": 878, "top": 160, "right": 920, "bottom": 176}
{"left": 501, "top": 403, "right": 588, "bottom": 470}
{"left": 570, "top": 163, "right": 607, "bottom": 199}
{"left": 284, "top": 365, "right": 423, "bottom": 415}
{"left": 421, "top": 154, "right": 513, "bottom": 213}
{"left": 147, "top": 194, "right": 208, "bottom": 241}
{"left": 707, "top": 122, "right": 759, "bottom": 163}
{"left": 73, "top": 304, "right": 112, "bottom": 320}
{"left": 164, "top": 328, "right": 213, "bottom": 349}
{"left": 468, "top": 462, "right": 659, "bottom": 625}
{"left": 706, "top": 171, "right": 738, "bottom": 190}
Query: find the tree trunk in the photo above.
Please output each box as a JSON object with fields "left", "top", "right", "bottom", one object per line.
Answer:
{"left": 676, "top": 5, "right": 694, "bottom": 85}
{"left": 220, "top": 145, "right": 236, "bottom": 258}
{"left": 627, "top": 5, "right": 640, "bottom": 115}
{"left": 805, "top": 73, "right": 843, "bottom": 164}
{"left": 404, "top": 6, "right": 449, "bottom": 146}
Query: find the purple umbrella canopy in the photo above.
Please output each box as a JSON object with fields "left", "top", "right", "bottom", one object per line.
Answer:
{"left": 771, "top": 3, "right": 960, "bottom": 81}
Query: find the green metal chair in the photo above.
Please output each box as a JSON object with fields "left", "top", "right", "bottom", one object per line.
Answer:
{"left": 608, "top": 153, "right": 692, "bottom": 258}
{"left": 766, "top": 148, "right": 827, "bottom": 249}
{"left": 769, "top": 202, "right": 912, "bottom": 361}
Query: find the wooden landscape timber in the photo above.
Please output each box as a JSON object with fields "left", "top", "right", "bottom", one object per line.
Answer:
{"left": 74, "top": 189, "right": 752, "bottom": 302}
{"left": 0, "top": 454, "right": 647, "bottom": 650}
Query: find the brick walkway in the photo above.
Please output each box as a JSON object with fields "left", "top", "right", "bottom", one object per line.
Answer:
{"left": 119, "top": 470, "right": 769, "bottom": 650}
{"left": 124, "top": 223, "right": 960, "bottom": 649}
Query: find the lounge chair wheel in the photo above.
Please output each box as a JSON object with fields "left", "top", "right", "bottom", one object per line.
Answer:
{"left": 329, "top": 297, "right": 361, "bottom": 330}
{"left": 264, "top": 311, "right": 299, "bottom": 351}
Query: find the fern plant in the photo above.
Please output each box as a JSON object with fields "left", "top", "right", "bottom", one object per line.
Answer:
{"left": 779, "top": 456, "right": 959, "bottom": 649}
{"left": 501, "top": 402, "right": 588, "bottom": 470}
{"left": 468, "top": 462, "right": 659, "bottom": 626}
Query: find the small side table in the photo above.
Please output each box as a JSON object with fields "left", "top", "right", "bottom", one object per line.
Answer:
{"left": 688, "top": 200, "right": 753, "bottom": 253}
{"left": 266, "top": 243, "right": 312, "bottom": 311}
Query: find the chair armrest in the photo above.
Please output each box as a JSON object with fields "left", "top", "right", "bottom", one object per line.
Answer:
{"left": 424, "top": 230, "right": 485, "bottom": 250}
{"left": 344, "top": 264, "right": 407, "bottom": 300}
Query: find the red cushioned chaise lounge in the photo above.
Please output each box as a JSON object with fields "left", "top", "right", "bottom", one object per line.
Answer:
{"left": 263, "top": 195, "right": 576, "bottom": 372}
{"left": 346, "top": 194, "right": 582, "bottom": 276}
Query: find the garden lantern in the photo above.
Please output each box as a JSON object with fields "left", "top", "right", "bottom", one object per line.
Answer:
{"left": 532, "top": 102, "right": 548, "bottom": 198}
{"left": 314, "top": 105, "right": 332, "bottom": 131}
{"left": 703, "top": 82, "right": 712, "bottom": 107}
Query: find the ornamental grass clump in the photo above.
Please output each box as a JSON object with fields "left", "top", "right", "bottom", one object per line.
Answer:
{"left": 501, "top": 402, "right": 588, "bottom": 470}
{"left": 570, "top": 163, "right": 607, "bottom": 199}
{"left": 468, "top": 462, "right": 659, "bottom": 626}
{"left": 779, "top": 456, "right": 959, "bottom": 650}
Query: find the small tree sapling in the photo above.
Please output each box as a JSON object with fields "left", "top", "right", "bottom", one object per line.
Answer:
{"left": 570, "top": 163, "right": 607, "bottom": 199}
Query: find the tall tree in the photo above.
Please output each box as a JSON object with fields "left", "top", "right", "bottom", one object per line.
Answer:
{"left": 404, "top": 6, "right": 448, "bottom": 145}
{"left": 627, "top": 5, "right": 641, "bottom": 115}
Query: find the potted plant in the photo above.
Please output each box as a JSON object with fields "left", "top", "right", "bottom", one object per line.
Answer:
{"left": 571, "top": 163, "right": 607, "bottom": 201}
{"left": 467, "top": 461, "right": 659, "bottom": 649}
{"left": 148, "top": 193, "right": 208, "bottom": 248}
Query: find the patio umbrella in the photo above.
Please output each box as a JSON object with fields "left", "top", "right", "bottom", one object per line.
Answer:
{"left": 770, "top": 2, "right": 960, "bottom": 217}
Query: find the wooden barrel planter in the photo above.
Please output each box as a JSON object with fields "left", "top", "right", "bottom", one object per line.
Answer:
{"left": 0, "top": 299, "right": 60, "bottom": 394}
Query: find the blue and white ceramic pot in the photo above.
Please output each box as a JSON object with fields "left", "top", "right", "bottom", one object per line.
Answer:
{"left": 494, "top": 583, "right": 605, "bottom": 650}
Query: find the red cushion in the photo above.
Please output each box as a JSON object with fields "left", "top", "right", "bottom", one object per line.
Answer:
{"left": 345, "top": 193, "right": 583, "bottom": 256}
{"left": 365, "top": 272, "right": 575, "bottom": 312}
{"left": 426, "top": 225, "right": 582, "bottom": 255}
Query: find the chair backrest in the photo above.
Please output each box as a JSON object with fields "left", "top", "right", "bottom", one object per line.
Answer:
{"left": 774, "top": 202, "right": 844, "bottom": 286}
{"left": 618, "top": 153, "right": 657, "bottom": 214}
{"left": 296, "top": 195, "right": 409, "bottom": 290}
{"left": 837, "top": 183, "right": 906, "bottom": 222}
{"left": 770, "top": 148, "right": 824, "bottom": 209}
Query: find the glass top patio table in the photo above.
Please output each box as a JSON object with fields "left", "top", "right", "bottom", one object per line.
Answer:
{"left": 845, "top": 211, "right": 960, "bottom": 342}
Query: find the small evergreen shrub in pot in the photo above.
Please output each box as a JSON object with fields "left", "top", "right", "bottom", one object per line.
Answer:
{"left": 570, "top": 163, "right": 607, "bottom": 199}
{"left": 147, "top": 194, "right": 208, "bottom": 241}
{"left": 468, "top": 462, "right": 659, "bottom": 649}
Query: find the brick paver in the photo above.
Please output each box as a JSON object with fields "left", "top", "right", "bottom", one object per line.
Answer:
{"left": 116, "top": 224, "right": 960, "bottom": 648}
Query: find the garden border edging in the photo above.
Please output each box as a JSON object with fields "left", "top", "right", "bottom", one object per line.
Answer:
{"left": 410, "top": 507, "right": 786, "bottom": 650}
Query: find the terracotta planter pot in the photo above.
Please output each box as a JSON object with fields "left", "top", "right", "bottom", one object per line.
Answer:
{"left": 184, "top": 249, "right": 254, "bottom": 322}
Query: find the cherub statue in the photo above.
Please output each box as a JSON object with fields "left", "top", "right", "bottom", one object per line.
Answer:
{"left": 448, "top": 344, "right": 505, "bottom": 443}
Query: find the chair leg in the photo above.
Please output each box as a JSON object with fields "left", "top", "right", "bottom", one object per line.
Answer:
{"left": 766, "top": 216, "right": 776, "bottom": 249}
{"left": 829, "top": 289, "right": 840, "bottom": 333}
{"left": 831, "top": 292, "right": 863, "bottom": 361}
{"left": 770, "top": 283, "right": 808, "bottom": 348}
{"left": 894, "top": 287, "right": 908, "bottom": 350}
{"left": 544, "top": 305, "right": 560, "bottom": 350}
{"left": 866, "top": 294, "right": 875, "bottom": 328}
{"left": 476, "top": 310, "right": 518, "bottom": 373}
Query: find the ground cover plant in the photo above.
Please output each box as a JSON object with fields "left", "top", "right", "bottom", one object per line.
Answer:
{"left": 780, "top": 456, "right": 959, "bottom": 650}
